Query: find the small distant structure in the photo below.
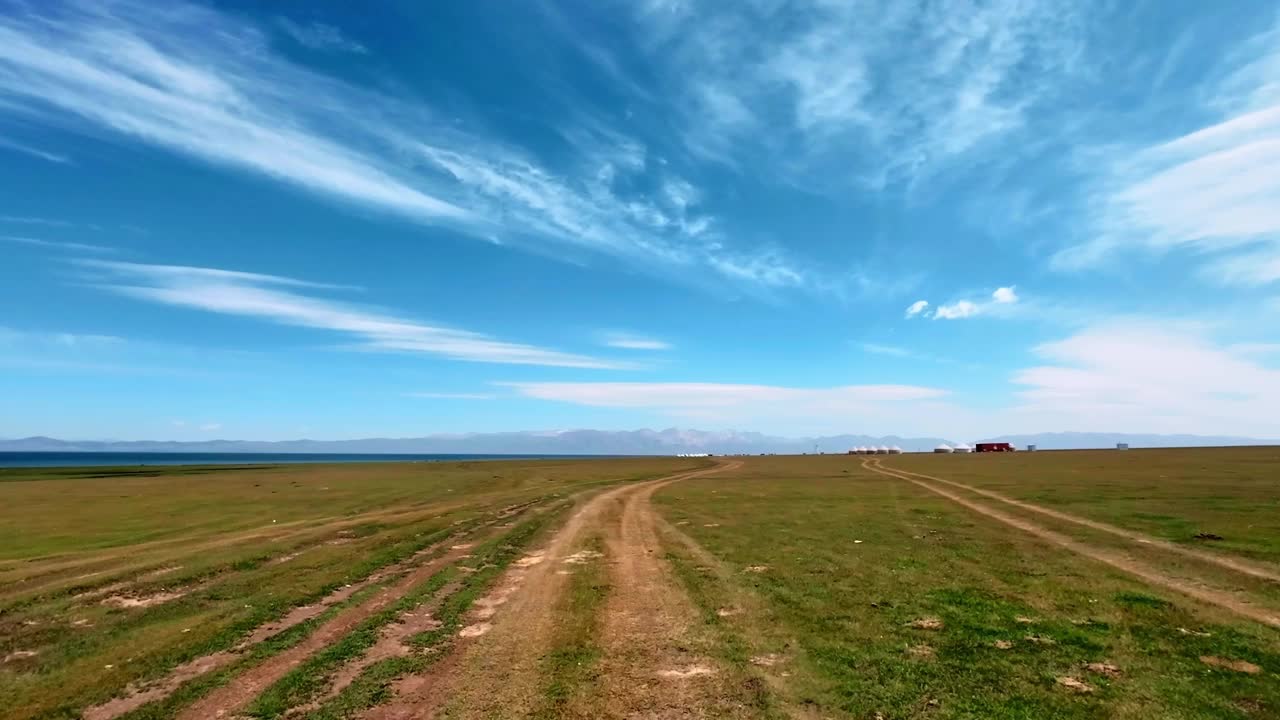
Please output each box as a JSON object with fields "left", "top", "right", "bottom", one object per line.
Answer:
{"left": 677, "top": 453, "right": 711, "bottom": 457}
{"left": 933, "top": 444, "right": 954, "bottom": 454}
{"left": 873, "top": 445, "right": 887, "bottom": 454}
{"left": 889, "top": 446, "right": 903, "bottom": 454}
{"left": 952, "top": 442, "right": 973, "bottom": 453}
{"left": 1116, "top": 443, "right": 1129, "bottom": 450}
{"left": 974, "top": 442, "right": 1015, "bottom": 453}
{"left": 1027, "top": 444, "right": 1037, "bottom": 452}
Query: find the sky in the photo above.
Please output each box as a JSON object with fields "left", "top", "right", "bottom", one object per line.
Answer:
{"left": 2, "top": 0, "right": 1280, "bottom": 441}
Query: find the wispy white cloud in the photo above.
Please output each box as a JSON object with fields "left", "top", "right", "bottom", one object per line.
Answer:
{"left": 629, "top": 0, "right": 1088, "bottom": 188}
{"left": 503, "top": 380, "right": 944, "bottom": 405}
{"left": 1010, "top": 322, "right": 1280, "bottom": 436}
{"left": 0, "top": 326, "right": 124, "bottom": 347}
{"left": 600, "top": 332, "right": 671, "bottom": 351}
{"left": 404, "top": 392, "right": 497, "bottom": 400}
{"left": 859, "top": 342, "right": 913, "bottom": 358}
{"left": 3, "top": 235, "right": 113, "bottom": 253}
{"left": 81, "top": 260, "right": 632, "bottom": 369}
{"left": 500, "top": 380, "right": 950, "bottom": 431}
{"left": 277, "top": 18, "right": 366, "bottom": 54}
{"left": 0, "top": 0, "right": 812, "bottom": 292}
{"left": 0, "top": 215, "right": 84, "bottom": 228}
{"left": 1058, "top": 20, "right": 1280, "bottom": 286}
{"left": 904, "top": 300, "right": 929, "bottom": 318}
{"left": 0, "top": 136, "right": 71, "bottom": 164}
{"left": 199, "top": 422, "right": 222, "bottom": 432}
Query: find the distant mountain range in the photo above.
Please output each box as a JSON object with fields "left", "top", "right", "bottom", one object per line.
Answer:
{"left": 0, "top": 430, "right": 1275, "bottom": 455}
{"left": 977, "top": 432, "right": 1278, "bottom": 450}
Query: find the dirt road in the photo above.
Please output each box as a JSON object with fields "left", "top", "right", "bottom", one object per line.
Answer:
{"left": 877, "top": 462, "right": 1280, "bottom": 584}
{"left": 370, "top": 460, "right": 743, "bottom": 718}
{"left": 865, "top": 459, "right": 1280, "bottom": 629}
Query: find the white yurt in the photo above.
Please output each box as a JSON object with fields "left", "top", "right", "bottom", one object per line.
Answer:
{"left": 889, "top": 446, "right": 903, "bottom": 454}
{"left": 933, "top": 444, "right": 954, "bottom": 453}
{"left": 877, "top": 445, "right": 890, "bottom": 454}
{"left": 952, "top": 442, "right": 973, "bottom": 453}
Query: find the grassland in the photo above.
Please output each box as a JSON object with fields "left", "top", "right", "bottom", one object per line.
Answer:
{"left": 654, "top": 453, "right": 1280, "bottom": 719}
{"left": 0, "top": 457, "right": 704, "bottom": 720}
{"left": 2, "top": 449, "right": 1278, "bottom": 719}
{"left": 891, "top": 447, "right": 1280, "bottom": 564}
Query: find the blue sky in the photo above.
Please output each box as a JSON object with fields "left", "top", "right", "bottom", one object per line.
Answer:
{"left": 2, "top": 0, "right": 1279, "bottom": 441}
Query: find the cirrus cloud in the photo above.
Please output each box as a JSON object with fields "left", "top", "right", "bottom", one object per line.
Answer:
{"left": 81, "top": 260, "right": 632, "bottom": 369}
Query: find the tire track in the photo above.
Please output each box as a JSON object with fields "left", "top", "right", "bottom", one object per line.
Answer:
{"left": 592, "top": 461, "right": 749, "bottom": 718}
{"left": 878, "top": 461, "right": 1280, "bottom": 584}
{"left": 863, "top": 459, "right": 1280, "bottom": 629}
{"left": 79, "top": 502, "right": 536, "bottom": 720}
{"left": 365, "top": 461, "right": 737, "bottom": 719}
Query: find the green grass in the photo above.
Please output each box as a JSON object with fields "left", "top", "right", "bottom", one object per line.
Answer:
{"left": 0, "top": 457, "right": 705, "bottom": 720}
{"left": 654, "top": 454, "right": 1280, "bottom": 720}
{"left": 890, "top": 447, "right": 1280, "bottom": 564}
{"left": 660, "top": 537, "right": 782, "bottom": 718}
{"left": 530, "top": 535, "right": 609, "bottom": 720}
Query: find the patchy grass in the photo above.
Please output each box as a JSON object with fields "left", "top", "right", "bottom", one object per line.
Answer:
{"left": 297, "top": 503, "right": 569, "bottom": 720}
{"left": 0, "top": 457, "right": 705, "bottom": 720}
{"left": 530, "top": 535, "right": 609, "bottom": 720}
{"left": 890, "top": 447, "right": 1280, "bottom": 564}
{"left": 654, "top": 455, "right": 1280, "bottom": 719}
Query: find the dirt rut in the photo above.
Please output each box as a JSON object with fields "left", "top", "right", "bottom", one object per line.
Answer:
{"left": 593, "top": 461, "right": 750, "bottom": 718}
{"left": 174, "top": 541, "right": 484, "bottom": 720}
{"left": 864, "top": 460, "right": 1280, "bottom": 629}
{"left": 877, "top": 461, "right": 1280, "bottom": 584}
{"left": 80, "top": 507, "right": 522, "bottom": 720}
{"left": 366, "top": 462, "right": 739, "bottom": 719}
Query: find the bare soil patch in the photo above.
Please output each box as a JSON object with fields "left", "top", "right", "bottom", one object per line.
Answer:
{"left": 1200, "top": 655, "right": 1263, "bottom": 674}
{"left": 656, "top": 664, "right": 716, "bottom": 678}
{"left": 1056, "top": 676, "right": 1094, "bottom": 694}
{"left": 292, "top": 605, "right": 449, "bottom": 716}
{"left": 1085, "top": 662, "right": 1122, "bottom": 678}
{"left": 562, "top": 549, "right": 604, "bottom": 565}
{"left": 457, "top": 622, "right": 491, "bottom": 638}
{"left": 101, "top": 590, "right": 185, "bottom": 609}
{"left": 82, "top": 652, "right": 238, "bottom": 720}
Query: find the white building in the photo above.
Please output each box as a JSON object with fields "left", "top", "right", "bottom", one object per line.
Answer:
{"left": 933, "top": 444, "right": 954, "bottom": 453}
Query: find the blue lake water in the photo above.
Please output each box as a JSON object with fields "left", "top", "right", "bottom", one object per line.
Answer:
{"left": 0, "top": 452, "right": 610, "bottom": 468}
